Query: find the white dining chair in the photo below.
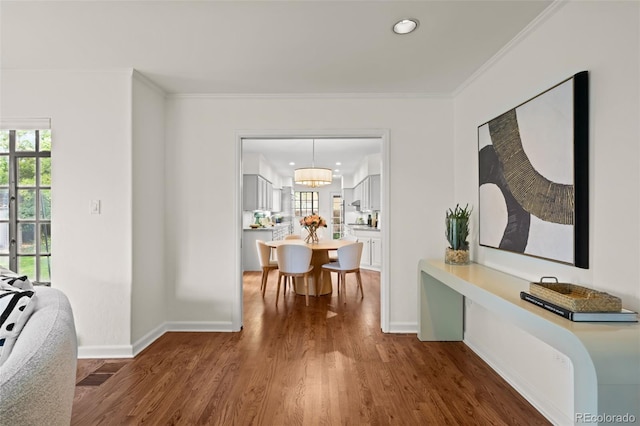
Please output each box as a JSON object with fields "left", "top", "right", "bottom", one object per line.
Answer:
{"left": 256, "top": 240, "right": 278, "bottom": 297}
{"left": 322, "top": 242, "right": 364, "bottom": 300}
{"left": 328, "top": 235, "right": 358, "bottom": 262}
{"left": 276, "top": 244, "right": 314, "bottom": 306}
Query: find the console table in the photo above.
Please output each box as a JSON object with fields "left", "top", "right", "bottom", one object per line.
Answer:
{"left": 418, "top": 259, "right": 639, "bottom": 424}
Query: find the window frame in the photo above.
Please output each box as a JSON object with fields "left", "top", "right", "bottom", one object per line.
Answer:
{"left": 294, "top": 191, "right": 319, "bottom": 217}
{"left": 0, "top": 129, "right": 51, "bottom": 284}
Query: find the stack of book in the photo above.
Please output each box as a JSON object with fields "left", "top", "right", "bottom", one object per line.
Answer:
{"left": 520, "top": 291, "right": 638, "bottom": 322}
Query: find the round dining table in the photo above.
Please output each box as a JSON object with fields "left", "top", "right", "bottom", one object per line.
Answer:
{"left": 266, "top": 239, "right": 354, "bottom": 295}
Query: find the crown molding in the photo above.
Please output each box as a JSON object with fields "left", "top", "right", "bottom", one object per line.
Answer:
{"left": 167, "top": 91, "right": 452, "bottom": 100}
{"left": 132, "top": 69, "right": 167, "bottom": 97}
{"left": 452, "top": 0, "right": 568, "bottom": 97}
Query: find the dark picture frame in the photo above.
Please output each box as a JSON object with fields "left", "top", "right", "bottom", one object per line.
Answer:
{"left": 478, "top": 71, "right": 589, "bottom": 268}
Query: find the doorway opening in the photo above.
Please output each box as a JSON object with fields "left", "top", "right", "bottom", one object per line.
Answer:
{"left": 236, "top": 132, "right": 389, "bottom": 332}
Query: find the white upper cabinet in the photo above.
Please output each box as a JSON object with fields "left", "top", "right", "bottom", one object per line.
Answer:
{"left": 272, "top": 188, "right": 282, "bottom": 212}
{"left": 344, "top": 153, "right": 381, "bottom": 212}
{"left": 352, "top": 174, "right": 380, "bottom": 212}
{"left": 243, "top": 174, "right": 273, "bottom": 211}
{"left": 368, "top": 174, "right": 381, "bottom": 211}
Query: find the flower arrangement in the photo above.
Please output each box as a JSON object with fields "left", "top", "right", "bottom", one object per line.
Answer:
{"left": 299, "top": 213, "right": 327, "bottom": 243}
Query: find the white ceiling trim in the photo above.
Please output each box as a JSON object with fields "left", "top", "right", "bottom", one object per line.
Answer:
{"left": 167, "top": 92, "right": 453, "bottom": 100}
{"left": 132, "top": 70, "right": 167, "bottom": 96}
{"left": 452, "top": 0, "right": 567, "bottom": 98}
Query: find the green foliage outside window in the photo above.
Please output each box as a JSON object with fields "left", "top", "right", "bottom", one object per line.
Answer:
{"left": 0, "top": 129, "right": 51, "bottom": 282}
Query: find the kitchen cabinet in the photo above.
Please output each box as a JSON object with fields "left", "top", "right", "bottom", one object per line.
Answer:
{"left": 361, "top": 177, "right": 370, "bottom": 210}
{"left": 353, "top": 182, "right": 362, "bottom": 207}
{"left": 370, "top": 236, "right": 382, "bottom": 268}
{"left": 352, "top": 174, "right": 380, "bottom": 212}
{"left": 272, "top": 188, "right": 282, "bottom": 212}
{"left": 243, "top": 174, "right": 273, "bottom": 211}
{"left": 271, "top": 224, "right": 290, "bottom": 241}
{"left": 368, "top": 174, "right": 381, "bottom": 211}
{"left": 352, "top": 229, "right": 381, "bottom": 270}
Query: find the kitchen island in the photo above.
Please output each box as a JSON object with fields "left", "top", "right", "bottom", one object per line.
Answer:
{"left": 242, "top": 223, "right": 291, "bottom": 271}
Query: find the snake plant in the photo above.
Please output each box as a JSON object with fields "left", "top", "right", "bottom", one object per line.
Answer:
{"left": 446, "top": 204, "right": 472, "bottom": 250}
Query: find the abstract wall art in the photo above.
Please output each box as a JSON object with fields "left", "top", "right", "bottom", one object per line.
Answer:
{"left": 478, "top": 71, "right": 589, "bottom": 268}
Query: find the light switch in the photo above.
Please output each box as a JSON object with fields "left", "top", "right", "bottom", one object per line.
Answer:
{"left": 91, "top": 200, "right": 101, "bottom": 215}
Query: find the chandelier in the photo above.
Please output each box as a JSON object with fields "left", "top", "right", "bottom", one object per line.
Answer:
{"left": 294, "top": 139, "right": 332, "bottom": 188}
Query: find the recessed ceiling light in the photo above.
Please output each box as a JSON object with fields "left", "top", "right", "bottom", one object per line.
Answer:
{"left": 334, "top": 169, "right": 340, "bottom": 173}
{"left": 336, "top": 162, "right": 342, "bottom": 166}
{"left": 393, "top": 18, "right": 419, "bottom": 35}
{"left": 289, "top": 162, "right": 295, "bottom": 166}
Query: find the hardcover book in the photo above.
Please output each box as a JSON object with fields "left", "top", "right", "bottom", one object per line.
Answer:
{"left": 520, "top": 291, "right": 638, "bottom": 322}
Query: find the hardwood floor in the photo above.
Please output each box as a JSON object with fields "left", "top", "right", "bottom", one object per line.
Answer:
{"left": 72, "top": 270, "right": 550, "bottom": 425}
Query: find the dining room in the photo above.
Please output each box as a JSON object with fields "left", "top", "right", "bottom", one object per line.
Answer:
{"left": 240, "top": 134, "right": 386, "bottom": 327}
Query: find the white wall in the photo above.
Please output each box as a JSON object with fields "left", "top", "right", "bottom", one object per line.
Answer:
{"left": 131, "top": 73, "right": 167, "bottom": 350}
{"left": 0, "top": 70, "right": 134, "bottom": 357}
{"left": 453, "top": 1, "right": 640, "bottom": 423}
{"left": 0, "top": 77, "right": 454, "bottom": 349}
{"left": 165, "top": 96, "right": 453, "bottom": 331}
{"left": 242, "top": 152, "right": 287, "bottom": 188}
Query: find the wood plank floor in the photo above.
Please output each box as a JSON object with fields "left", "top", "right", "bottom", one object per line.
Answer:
{"left": 72, "top": 270, "right": 550, "bottom": 425}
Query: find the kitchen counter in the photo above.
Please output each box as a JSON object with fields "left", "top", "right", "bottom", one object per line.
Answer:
{"left": 244, "top": 223, "right": 290, "bottom": 231}
{"left": 346, "top": 224, "right": 380, "bottom": 231}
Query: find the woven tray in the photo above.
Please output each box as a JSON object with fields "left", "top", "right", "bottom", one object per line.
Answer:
{"left": 529, "top": 277, "right": 622, "bottom": 312}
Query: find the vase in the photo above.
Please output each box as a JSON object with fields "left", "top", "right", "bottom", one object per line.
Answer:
{"left": 445, "top": 247, "right": 469, "bottom": 265}
{"left": 304, "top": 226, "right": 319, "bottom": 244}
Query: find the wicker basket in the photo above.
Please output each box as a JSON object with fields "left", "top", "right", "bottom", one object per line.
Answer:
{"left": 529, "top": 277, "right": 622, "bottom": 312}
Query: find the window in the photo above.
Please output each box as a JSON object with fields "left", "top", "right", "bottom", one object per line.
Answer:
{"left": 294, "top": 191, "right": 318, "bottom": 217}
{"left": 0, "top": 129, "right": 51, "bottom": 284}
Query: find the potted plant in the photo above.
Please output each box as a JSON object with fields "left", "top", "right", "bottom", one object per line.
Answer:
{"left": 445, "top": 203, "right": 471, "bottom": 265}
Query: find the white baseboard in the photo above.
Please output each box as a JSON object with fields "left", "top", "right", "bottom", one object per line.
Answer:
{"left": 387, "top": 321, "right": 418, "bottom": 333}
{"left": 78, "top": 321, "right": 237, "bottom": 359}
{"left": 82, "top": 320, "right": 417, "bottom": 359}
{"left": 77, "top": 345, "right": 133, "bottom": 359}
{"left": 464, "top": 338, "right": 571, "bottom": 426}
{"left": 132, "top": 323, "right": 169, "bottom": 356}
{"left": 164, "top": 321, "right": 236, "bottom": 332}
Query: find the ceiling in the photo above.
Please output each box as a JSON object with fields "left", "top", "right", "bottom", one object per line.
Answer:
{"left": 0, "top": 0, "right": 552, "bottom": 95}
{"left": 0, "top": 0, "right": 553, "bottom": 181}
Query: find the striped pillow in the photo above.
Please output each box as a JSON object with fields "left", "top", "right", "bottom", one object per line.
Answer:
{"left": 0, "top": 289, "right": 36, "bottom": 365}
{"left": 0, "top": 272, "right": 33, "bottom": 290}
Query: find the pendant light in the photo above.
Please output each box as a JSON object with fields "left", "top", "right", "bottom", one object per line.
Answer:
{"left": 294, "top": 139, "right": 332, "bottom": 188}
